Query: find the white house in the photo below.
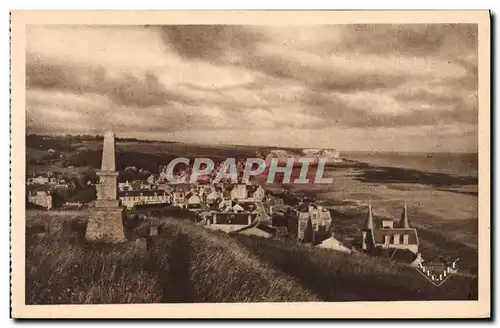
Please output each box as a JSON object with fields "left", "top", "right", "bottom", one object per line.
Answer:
{"left": 27, "top": 176, "right": 49, "bottom": 185}
{"left": 119, "top": 190, "right": 170, "bottom": 209}
{"left": 230, "top": 184, "right": 248, "bottom": 200}
{"left": 250, "top": 185, "right": 265, "bottom": 201}
{"left": 186, "top": 192, "right": 202, "bottom": 210}
{"left": 206, "top": 189, "right": 221, "bottom": 204}
{"left": 28, "top": 190, "right": 52, "bottom": 209}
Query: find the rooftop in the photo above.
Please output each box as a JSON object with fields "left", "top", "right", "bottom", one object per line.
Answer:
{"left": 119, "top": 190, "right": 167, "bottom": 197}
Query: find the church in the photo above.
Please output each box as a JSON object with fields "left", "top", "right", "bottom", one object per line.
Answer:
{"left": 361, "top": 201, "right": 419, "bottom": 255}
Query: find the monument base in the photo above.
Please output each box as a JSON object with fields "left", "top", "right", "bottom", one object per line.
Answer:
{"left": 86, "top": 206, "right": 126, "bottom": 243}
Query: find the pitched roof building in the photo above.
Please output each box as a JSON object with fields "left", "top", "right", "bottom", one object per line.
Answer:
{"left": 28, "top": 190, "right": 53, "bottom": 209}
{"left": 361, "top": 201, "right": 419, "bottom": 255}
{"left": 231, "top": 221, "right": 276, "bottom": 239}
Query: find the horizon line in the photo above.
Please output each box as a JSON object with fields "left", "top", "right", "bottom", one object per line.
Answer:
{"left": 26, "top": 132, "right": 479, "bottom": 154}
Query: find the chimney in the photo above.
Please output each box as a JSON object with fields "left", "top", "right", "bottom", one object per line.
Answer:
{"left": 400, "top": 200, "right": 411, "bottom": 228}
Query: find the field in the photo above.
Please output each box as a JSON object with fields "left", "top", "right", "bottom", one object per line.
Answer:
{"left": 26, "top": 211, "right": 477, "bottom": 304}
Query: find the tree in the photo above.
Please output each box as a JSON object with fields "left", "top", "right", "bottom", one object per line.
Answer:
{"left": 69, "top": 187, "right": 97, "bottom": 204}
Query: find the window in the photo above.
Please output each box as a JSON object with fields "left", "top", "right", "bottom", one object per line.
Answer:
{"left": 384, "top": 235, "right": 390, "bottom": 246}
{"left": 393, "top": 234, "right": 400, "bottom": 245}
{"left": 403, "top": 234, "right": 409, "bottom": 244}
{"left": 382, "top": 220, "right": 394, "bottom": 229}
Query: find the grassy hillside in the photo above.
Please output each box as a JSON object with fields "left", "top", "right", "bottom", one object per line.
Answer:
{"left": 26, "top": 211, "right": 317, "bottom": 304}
{"left": 141, "top": 218, "right": 318, "bottom": 302}
{"left": 26, "top": 211, "right": 164, "bottom": 304}
{"left": 234, "top": 234, "right": 477, "bottom": 301}
{"left": 26, "top": 211, "right": 477, "bottom": 304}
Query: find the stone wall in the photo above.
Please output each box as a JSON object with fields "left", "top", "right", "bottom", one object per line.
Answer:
{"left": 85, "top": 207, "right": 126, "bottom": 243}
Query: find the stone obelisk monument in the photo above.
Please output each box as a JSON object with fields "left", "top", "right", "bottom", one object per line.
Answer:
{"left": 85, "top": 131, "right": 126, "bottom": 243}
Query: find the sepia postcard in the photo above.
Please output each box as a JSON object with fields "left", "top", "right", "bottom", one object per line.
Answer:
{"left": 10, "top": 10, "right": 491, "bottom": 319}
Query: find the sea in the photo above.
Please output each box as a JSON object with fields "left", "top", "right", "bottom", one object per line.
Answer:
{"left": 342, "top": 152, "right": 478, "bottom": 178}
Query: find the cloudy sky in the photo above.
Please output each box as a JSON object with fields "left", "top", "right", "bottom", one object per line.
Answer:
{"left": 26, "top": 24, "right": 478, "bottom": 152}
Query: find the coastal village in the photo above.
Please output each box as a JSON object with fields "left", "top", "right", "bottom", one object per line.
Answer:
{"left": 26, "top": 132, "right": 422, "bottom": 266}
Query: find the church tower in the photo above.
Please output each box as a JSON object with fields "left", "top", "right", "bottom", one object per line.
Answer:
{"left": 361, "top": 199, "right": 375, "bottom": 251}
{"left": 85, "top": 131, "right": 126, "bottom": 243}
{"left": 399, "top": 200, "right": 411, "bottom": 228}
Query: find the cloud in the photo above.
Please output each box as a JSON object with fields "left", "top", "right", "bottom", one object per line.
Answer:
{"left": 25, "top": 24, "right": 479, "bottom": 151}
{"left": 26, "top": 54, "right": 189, "bottom": 108}
{"left": 158, "top": 25, "right": 265, "bottom": 61}
{"left": 158, "top": 24, "right": 475, "bottom": 93}
{"left": 337, "top": 24, "right": 477, "bottom": 57}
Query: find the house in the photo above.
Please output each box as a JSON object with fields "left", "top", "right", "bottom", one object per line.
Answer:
{"left": 237, "top": 201, "right": 258, "bottom": 213}
{"left": 265, "top": 196, "right": 284, "bottom": 214}
{"left": 250, "top": 185, "right": 265, "bottom": 201}
{"left": 197, "top": 211, "right": 213, "bottom": 224}
{"left": 217, "top": 198, "right": 233, "bottom": 211}
{"left": 186, "top": 192, "right": 202, "bottom": 210}
{"left": 56, "top": 179, "right": 70, "bottom": 189}
{"left": 146, "top": 174, "right": 157, "bottom": 184}
{"left": 230, "top": 184, "right": 248, "bottom": 200}
{"left": 231, "top": 202, "right": 246, "bottom": 213}
{"left": 27, "top": 175, "right": 49, "bottom": 185}
{"left": 242, "top": 185, "right": 266, "bottom": 202}
{"left": 172, "top": 183, "right": 194, "bottom": 193}
{"left": 28, "top": 190, "right": 52, "bottom": 209}
{"left": 316, "top": 234, "right": 351, "bottom": 253}
{"left": 254, "top": 202, "right": 271, "bottom": 222}
{"left": 217, "top": 200, "right": 257, "bottom": 214}
{"left": 119, "top": 190, "right": 170, "bottom": 209}
{"left": 231, "top": 221, "right": 276, "bottom": 239}
{"left": 361, "top": 201, "right": 419, "bottom": 254}
{"left": 296, "top": 202, "right": 332, "bottom": 238}
{"left": 172, "top": 191, "right": 186, "bottom": 209}
{"left": 205, "top": 212, "right": 258, "bottom": 233}
{"left": 307, "top": 203, "right": 332, "bottom": 233}
{"left": 206, "top": 189, "right": 221, "bottom": 204}
{"left": 118, "top": 180, "right": 152, "bottom": 192}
